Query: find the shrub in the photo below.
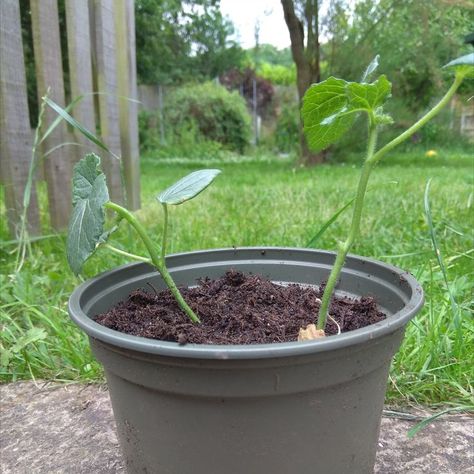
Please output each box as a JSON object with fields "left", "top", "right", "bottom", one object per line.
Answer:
{"left": 275, "top": 104, "right": 299, "bottom": 153}
{"left": 139, "top": 110, "right": 225, "bottom": 159}
{"left": 164, "top": 82, "right": 251, "bottom": 153}
{"left": 257, "top": 62, "right": 296, "bottom": 86}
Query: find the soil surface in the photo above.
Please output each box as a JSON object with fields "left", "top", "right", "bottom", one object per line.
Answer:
{"left": 95, "top": 270, "right": 385, "bottom": 344}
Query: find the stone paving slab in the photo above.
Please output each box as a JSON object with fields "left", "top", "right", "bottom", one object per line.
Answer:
{"left": 1, "top": 381, "right": 473, "bottom": 473}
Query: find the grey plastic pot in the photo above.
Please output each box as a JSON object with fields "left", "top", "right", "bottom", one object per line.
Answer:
{"left": 69, "top": 247, "right": 423, "bottom": 474}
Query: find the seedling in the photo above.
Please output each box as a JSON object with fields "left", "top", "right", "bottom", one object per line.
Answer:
{"left": 301, "top": 53, "right": 473, "bottom": 332}
{"left": 67, "top": 155, "right": 220, "bottom": 323}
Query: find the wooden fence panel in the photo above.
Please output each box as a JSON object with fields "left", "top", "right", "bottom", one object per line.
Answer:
{"left": 2, "top": 0, "right": 140, "bottom": 237}
{"left": 115, "top": 0, "right": 141, "bottom": 210}
{"left": 91, "top": 0, "right": 124, "bottom": 205}
{"left": 0, "top": 0, "right": 40, "bottom": 236}
{"left": 31, "top": 0, "right": 73, "bottom": 230}
{"left": 65, "top": 0, "right": 97, "bottom": 155}
{"left": 137, "top": 84, "right": 160, "bottom": 111}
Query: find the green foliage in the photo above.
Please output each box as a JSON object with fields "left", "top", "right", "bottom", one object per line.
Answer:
{"left": 275, "top": 105, "right": 300, "bottom": 153}
{"left": 135, "top": 0, "right": 244, "bottom": 84}
{"left": 301, "top": 74, "right": 392, "bottom": 152}
{"left": 325, "top": 0, "right": 473, "bottom": 110}
{"left": 158, "top": 169, "right": 221, "bottom": 205}
{"left": 248, "top": 44, "right": 294, "bottom": 68}
{"left": 2, "top": 152, "right": 473, "bottom": 406}
{"left": 302, "top": 54, "right": 472, "bottom": 328}
{"left": 65, "top": 154, "right": 220, "bottom": 322}
{"left": 164, "top": 82, "right": 251, "bottom": 153}
{"left": 443, "top": 52, "right": 474, "bottom": 78}
{"left": 139, "top": 111, "right": 228, "bottom": 160}
{"left": 416, "top": 110, "right": 472, "bottom": 150}
{"left": 43, "top": 97, "right": 113, "bottom": 156}
{"left": 347, "top": 75, "right": 392, "bottom": 110}
{"left": 67, "top": 154, "right": 108, "bottom": 275}
{"left": 257, "top": 63, "right": 296, "bottom": 86}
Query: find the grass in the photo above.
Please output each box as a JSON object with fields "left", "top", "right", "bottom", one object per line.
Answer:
{"left": 1, "top": 147, "right": 473, "bottom": 408}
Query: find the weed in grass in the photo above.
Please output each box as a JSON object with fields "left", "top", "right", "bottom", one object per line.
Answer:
{"left": 0, "top": 257, "right": 102, "bottom": 382}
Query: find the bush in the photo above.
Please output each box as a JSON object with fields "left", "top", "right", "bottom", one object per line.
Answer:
{"left": 274, "top": 105, "right": 299, "bottom": 153}
{"left": 139, "top": 110, "right": 226, "bottom": 159}
{"left": 326, "top": 96, "right": 473, "bottom": 163}
{"left": 164, "top": 82, "right": 251, "bottom": 153}
{"left": 257, "top": 62, "right": 296, "bottom": 86}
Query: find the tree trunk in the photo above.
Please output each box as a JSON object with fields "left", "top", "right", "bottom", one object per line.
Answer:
{"left": 281, "top": 0, "right": 323, "bottom": 165}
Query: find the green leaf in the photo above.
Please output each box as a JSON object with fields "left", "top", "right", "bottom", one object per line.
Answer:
{"left": 43, "top": 97, "right": 112, "bottom": 155}
{"left": 0, "top": 349, "right": 11, "bottom": 369}
{"left": 158, "top": 169, "right": 221, "bottom": 205}
{"left": 302, "top": 75, "right": 392, "bottom": 152}
{"left": 306, "top": 197, "right": 355, "bottom": 248}
{"left": 347, "top": 75, "right": 392, "bottom": 111}
{"left": 301, "top": 77, "right": 356, "bottom": 152}
{"left": 98, "top": 225, "right": 119, "bottom": 245}
{"left": 407, "top": 406, "right": 474, "bottom": 438}
{"left": 39, "top": 95, "right": 83, "bottom": 146}
{"left": 11, "top": 328, "right": 48, "bottom": 353}
{"left": 67, "top": 154, "right": 109, "bottom": 275}
{"left": 361, "top": 54, "right": 380, "bottom": 83}
{"left": 443, "top": 53, "right": 474, "bottom": 78}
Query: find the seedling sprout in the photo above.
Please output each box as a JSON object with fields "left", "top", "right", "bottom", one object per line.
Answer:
{"left": 301, "top": 53, "right": 473, "bottom": 333}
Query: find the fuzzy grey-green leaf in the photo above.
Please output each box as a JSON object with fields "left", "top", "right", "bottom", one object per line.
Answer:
{"left": 443, "top": 53, "right": 474, "bottom": 78}
{"left": 67, "top": 154, "right": 109, "bottom": 274}
{"left": 158, "top": 169, "right": 221, "bottom": 205}
{"left": 302, "top": 77, "right": 355, "bottom": 152}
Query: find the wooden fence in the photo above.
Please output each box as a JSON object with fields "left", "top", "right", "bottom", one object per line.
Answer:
{"left": 0, "top": 0, "right": 140, "bottom": 237}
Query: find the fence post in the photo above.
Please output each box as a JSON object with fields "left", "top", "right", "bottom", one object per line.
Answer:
{"left": 252, "top": 78, "right": 259, "bottom": 145}
{"left": 90, "top": 0, "right": 124, "bottom": 205}
{"left": 65, "top": 0, "right": 97, "bottom": 157}
{"left": 30, "top": 0, "right": 73, "bottom": 230}
{"left": 114, "top": 0, "right": 141, "bottom": 210}
{"left": 0, "top": 0, "right": 40, "bottom": 237}
{"left": 159, "top": 85, "right": 165, "bottom": 145}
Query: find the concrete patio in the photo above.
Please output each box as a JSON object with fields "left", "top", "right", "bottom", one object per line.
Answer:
{"left": 1, "top": 381, "right": 472, "bottom": 473}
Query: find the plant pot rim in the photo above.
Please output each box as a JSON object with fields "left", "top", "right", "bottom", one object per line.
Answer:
{"left": 68, "top": 247, "right": 424, "bottom": 360}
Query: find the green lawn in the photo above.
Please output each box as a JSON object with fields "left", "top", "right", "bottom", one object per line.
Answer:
{"left": 1, "top": 148, "right": 473, "bottom": 408}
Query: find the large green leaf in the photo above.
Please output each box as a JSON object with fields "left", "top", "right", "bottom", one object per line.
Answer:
{"left": 158, "top": 169, "right": 221, "bottom": 205}
{"left": 301, "top": 77, "right": 356, "bottom": 152}
{"left": 347, "top": 75, "right": 392, "bottom": 111}
{"left": 443, "top": 53, "right": 474, "bottom": 78}
{"left": 302, "top": 74, "right": 392, "bottom": 152}
{"left": 67, "top": 154, "right": 109, "bottom": 274}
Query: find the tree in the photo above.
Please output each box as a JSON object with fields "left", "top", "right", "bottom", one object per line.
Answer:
{"left": 190, "top": 7, "right": 245, "bottom": 79}
{"left": 135, "top": 0, "right": 244, "bottom": 85}
{"left": 281, "top": 0, "right": 323, "bottom": 164}
{"left": 325, "top": 0, "right": 473, "bottom": 110}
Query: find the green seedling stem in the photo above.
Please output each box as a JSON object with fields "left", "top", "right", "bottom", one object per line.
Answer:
{"left": 161, "top": 203, "right": 169, "bottom": 262}
{"left": 105, "top": 201, "right": 201, "bottom": 323}
{"left": 316, "top": 72, "right": 465, "bottom": 330}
